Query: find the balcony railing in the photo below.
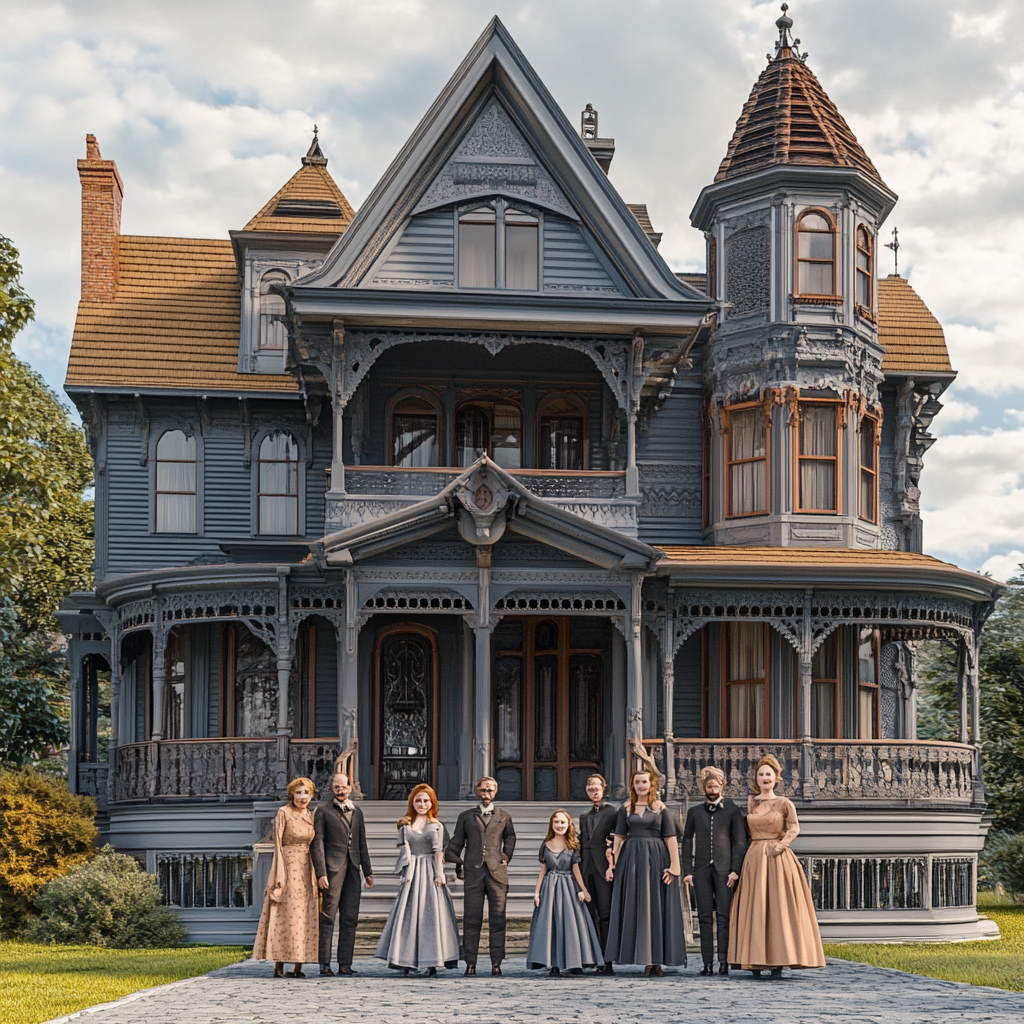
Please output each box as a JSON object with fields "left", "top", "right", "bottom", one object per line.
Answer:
{"left": 642, "top": 739, "right": 976, "bottom": 804}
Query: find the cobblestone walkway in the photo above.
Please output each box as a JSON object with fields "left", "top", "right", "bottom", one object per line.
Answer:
{"left": 45, "top": 956, "right": 1022, "bottom": 1024}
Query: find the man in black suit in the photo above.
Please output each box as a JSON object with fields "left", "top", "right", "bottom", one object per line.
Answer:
{"left": 578, "top": 773, "right": 618, "bottom": 974}
{"left": 311, "top": 772, "right": 374, "bottom": 976}
{"left": 446, "top": 776, "right": 516, "bottom": 976}
{"left": 682, "top": 766, "right": 748, "bottom": 976}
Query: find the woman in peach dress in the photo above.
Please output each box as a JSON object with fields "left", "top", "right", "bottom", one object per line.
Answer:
{"left": 253, "top": 777, "right": 319, "bottom": 978}
{"left": 728, "top": 754, "right": 825, "bottom": 979}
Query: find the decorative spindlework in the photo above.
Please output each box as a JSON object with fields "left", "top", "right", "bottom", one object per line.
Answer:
{"left": 363, "top": 589, "right": 473, "bottom": 612}
{"left": 546, "top": 499, "right": 639, "bottom": 532}
{"left": 288, "top": 587, "right": 346, "bottom": 640}
{"left": 119, "top": 599, "right": 155, "bottom": 632}
{"left": 490, "top": 569, "right": 632, "bottom": 585}
{"left": 346, "top": 470, "right": 457, "bottom": 496}
{"left": 725, "top": 226, "right": 770, "bottom": 318}
{"left": 326, "top": 496, "right": 421, "bottom": 532}
{"left": 494, "top": 592, "right": 626, "bottom": 613}
{"left": 413, "top": 98, "right": 575, "bottom": 219}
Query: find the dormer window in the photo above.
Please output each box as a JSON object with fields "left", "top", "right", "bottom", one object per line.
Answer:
{"left": 795, "top": 210, "right": 836, "bottom": 298}
{"left": 258, "top": 271, "right": 288, "bottom": 350}
{"left": 856, "top": 225, "right": 873, "bottom": 310}
{"left": 458, "top": 201, "right": 539, "bottom": 290}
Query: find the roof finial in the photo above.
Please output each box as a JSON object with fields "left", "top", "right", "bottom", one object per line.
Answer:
{"left": 885, "top": 226, "right": 901, "bottom": 276}
{"left": 302, "top": 125, "right": 328, "bottom": 167}
{"left": 772, "top": 4, "right": 807, "bottom": 62}
{"left": 581, "top": 103, "right": 598, "bottom": 140}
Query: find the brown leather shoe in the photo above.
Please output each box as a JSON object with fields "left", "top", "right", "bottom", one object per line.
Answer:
{"left": 464, "top": 964, "right": 476, "bottom": 976}
{"left": 336, "top": 966, "right": 359, "bottom": 976}
{"left": 491, "top": 965, "right": 502, "bottom": 977}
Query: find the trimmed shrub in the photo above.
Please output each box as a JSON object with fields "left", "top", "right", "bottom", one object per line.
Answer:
{"left": 988, "top": 833, "right": 1024, "bottom": 902}
{"left": 29, "top": 846, "right": 186, "bottom": 947}
{"left": 0, "top": 767, "right": 97, "bottom": 934}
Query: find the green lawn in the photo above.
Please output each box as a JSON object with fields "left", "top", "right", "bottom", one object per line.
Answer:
{"left": 824, "top": 894, "right": 1024, "bottom": 992}
{"left": 0, "top": 942, "right": 247, "bottom": 1024}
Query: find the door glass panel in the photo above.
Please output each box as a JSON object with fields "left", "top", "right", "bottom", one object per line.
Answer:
{"left": 456, "top": 406, "right": 489, "bottom": 467}
{"left": 392, "top": 397, "right": 438, "bottom": 467}
{"left": 379, "top": 633, "right": 432, "bottom": 800}
{"left": 535, "top": 620, "right": 557, "bottom": 651}
{"left": 534, "top": 655, "right": 558, "bottom": 761}
{"left": 491, "top": 404, "right": 523, "bottom": 469}
{"left": 569, "top": 767, "right": 593, "bottom": 800}
{"left": 234, "top": 628, "right": 277, "bottom": 737}
{"left": 539, "top": 417, "right": 583, "bottom": 470}
{"left": 534, "top": 766, "right": 557, "bottom": 800}
{"left": 494, "top": 656, "right": 522, "bottom": 762}
{"left": 495, "top": 766, "right": 521, "bottom": 801}
{"left": 164, "top": 630, "right": 187, "bottom": 740}
{"left": 569, "top": 654, "right": 602, "bottom": 761}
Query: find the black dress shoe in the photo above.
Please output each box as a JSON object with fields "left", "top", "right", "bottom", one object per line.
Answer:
{"left": 769, "top": 967, "right": 783, "bottom": 980}
{"left": 718, "top": 963, "right": 729, "bottom": 976}
{"left": 650, "top": 965, "right": 664, "bottom": 977}
{"left": 749, "top": 969, "right": 763, "bottom": 979}
{"left": 337, "top": 966, "right": 359, "bottom": 976}
{"left": 491, "top": 965, "right": 502, "bottom": 977}
{"left": 289, "top": 970, "right": 305, "bottom": 978}
{"left": 699, "top": 964, "right": 715, "bottom": 976}
{"left": 548, "top": 966, "right": 560, "bottom": 977}
{"left": 464, "top": 964, "right": 477, "bottom": 976}
{"left": 319, "top": 966, "right": 334, "bottom": 976}
{"left": 425, "top": 967, "right": 437, "bottom": 977}
{"left": 600, "top": 963, "right": 615, "bottom": 975}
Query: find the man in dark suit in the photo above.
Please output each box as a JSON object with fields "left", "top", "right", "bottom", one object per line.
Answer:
{"left": 311, "top": 772, "right": 374, "bottom": 976}
{"left": 578, "top": 773, "right": 618, "bottom": 974}
{"left": 446, "top": 776, "right": 516, "bottom": 976}
{"left": 682, "top": 766, "right": 747, "bottom": 976}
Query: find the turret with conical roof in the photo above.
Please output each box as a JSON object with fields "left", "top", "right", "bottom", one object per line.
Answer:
{"left": 692, "top": 7, "right": 902, "bottom": 552}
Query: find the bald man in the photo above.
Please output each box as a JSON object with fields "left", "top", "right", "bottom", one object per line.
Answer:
{"left": 681, "top": 766, "right": 748, "bottom": 976}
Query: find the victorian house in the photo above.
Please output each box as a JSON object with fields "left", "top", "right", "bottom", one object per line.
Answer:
{"left": 59, "top": 13, "right": 1001, "bottom": 944}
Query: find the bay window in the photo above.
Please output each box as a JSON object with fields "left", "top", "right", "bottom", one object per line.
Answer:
{"left": 725, "top": 403, "right": 767, "bottom": 516}
{"left": 859, "top": 414, "right": 879, "bottom": 522}
{"left": 796, "top": 402, "right": 839, "bottom": 513}
{"left": 796, "top": 210, "right": 836, "bottom": 298}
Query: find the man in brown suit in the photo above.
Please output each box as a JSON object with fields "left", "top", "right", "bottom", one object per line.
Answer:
{"left": 446, "top": 776, "right": 517, "bottom": 976}
{"left": 310, "top": 772, "right": 374, "bottom": 976}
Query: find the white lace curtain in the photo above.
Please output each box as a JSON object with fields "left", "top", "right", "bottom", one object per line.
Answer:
{"left": 728, "top": 407, "right": 766, "bottom": 514}
{"left": 155, "top": 430, "right": 197, "bottom": 533}
{"left": 799, "top": 405, "right": 837, "bottom": 510}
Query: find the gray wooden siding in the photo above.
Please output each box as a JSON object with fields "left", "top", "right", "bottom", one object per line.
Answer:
{"left": 314, "top": 620, "right": 338, "bottom": 738}
{"left": 372, "top": 211, "right": 455, "bottom": 287}
{"left": 672, "top": 633, "right": 702, "bottom": 738}
{"left": 542, "top": 216, "right": 621, "bottom": 293}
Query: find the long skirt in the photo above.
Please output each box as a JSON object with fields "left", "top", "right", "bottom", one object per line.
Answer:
{"left": 605, "top": 836, "right": 686, "bottom": 967}
{"left": 526, "top": 870, "right": 603, "bottom": 970}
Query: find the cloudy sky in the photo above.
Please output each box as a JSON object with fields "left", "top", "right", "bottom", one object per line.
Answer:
{"left": 1, "top": 0, "right": 1022, "bottom": 579}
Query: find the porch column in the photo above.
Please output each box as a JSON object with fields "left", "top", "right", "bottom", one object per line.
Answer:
{"left": 67, "top": 646, "right": 82, "bottom": 794}
{"left": 473, "top": 620, "right": 493, "bottom": 782}
{"left": 798, "top": 588, "right": 815, "bottom": 801}
{"left": 626, "top": 575, "right": 644, "bottom": 767}
{"left": 661, "top": 600, "right": 676, "bottom": 798}
{"left": 609, "top": 625, "right": 627, "bottom": 799}
{"left": 460, "top": 620, "right": 476, "bottom": 798}
{"left": 150, "top": 608, "right": 166, "bottom": 742}
{"left": 341, "top": 569, "right": 362, "bottom": 796}
{"left": 275, "top": 569, "right": 292, "bottom": 786}
{"left": 968, "top": 634, "right": 985, "bottom": 804}
{"left": 956, "top": 637, "right": 969, "bottom": 745}
{"left": 330, "top": 321, "right": 346, "bottom": 493}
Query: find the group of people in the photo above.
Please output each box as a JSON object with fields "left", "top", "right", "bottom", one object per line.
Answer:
{"left": 253, "top": 754, "right": 825, "bottom": 980}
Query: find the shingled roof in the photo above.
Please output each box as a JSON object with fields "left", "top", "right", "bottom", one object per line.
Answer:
{"left": 243, "top": 131, "right": 355, "bottom": 235}
{"left": 66, "top": 237, "right": 297, "bottom": 393}
{"left": 878, "top": 275, "right": 952, "bottom": 375}
{"left": 715, "top": 9, "right": 884, "bottom": 186}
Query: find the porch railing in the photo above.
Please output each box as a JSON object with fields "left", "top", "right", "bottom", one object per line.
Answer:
{"left": 642, "top": 739, "right": 976, "bottom": 804}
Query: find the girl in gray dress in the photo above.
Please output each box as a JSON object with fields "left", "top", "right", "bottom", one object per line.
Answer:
{"left": 527, "top": 810, "right": 603, "bottom": 976}
{"left": 376, "top": 785, "right": 460, "bottom": 976}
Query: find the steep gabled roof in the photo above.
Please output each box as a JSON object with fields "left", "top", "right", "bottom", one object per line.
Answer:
{"left": 300, "top": 17, "right": 705, "bottom": 302}
{"left": 878, "top": 275, "right": 953, "bottom": 375}
{"left": 715, "top": 10, "right": 884, "bottom": 187}
{"left": 66, "top": 237, "right": 296, "bottom": 393}
{"left": 243, "top": 133, "right": 355, "bottom": 235}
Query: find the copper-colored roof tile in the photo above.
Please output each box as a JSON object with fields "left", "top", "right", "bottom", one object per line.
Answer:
{"left": 877, "top": 275, "right": 952, "bottom": 374}
{"left": 656, "top": 545, "right": 954, "bottom": 568}
{"left": 716, "top": 49, "right": 883, "bottom": 186}
{"left": 65, "top": 236, "right": 297, "bottom": 393}
{"left": 243, "top": 163, "right": 355, "bottom": 234}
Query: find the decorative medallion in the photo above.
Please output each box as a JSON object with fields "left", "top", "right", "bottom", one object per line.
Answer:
{"left": 474, "top": 484, "right": 493, "bottom": 510}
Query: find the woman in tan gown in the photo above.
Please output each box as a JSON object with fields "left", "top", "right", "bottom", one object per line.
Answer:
{"left": 728, "top": 754, "right": 825, "bottom": 979}
{"left": 253, "top": 777, "right": 319, "bottom": 977}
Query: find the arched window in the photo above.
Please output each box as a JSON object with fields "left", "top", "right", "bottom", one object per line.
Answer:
{"left": 155, "top": 429, "right": 197, "bottom": 533}
{"left": 258, "top": 271, "right": 288, "bottom": 350}
{"left": 538, "top": 395, "right": 585, "bottom": 470}
{"left": 391, "top": 395, "right": 439, "bottom": 467}
{"left": 455, "top": 402, "right": 523, "bottom": 468}
{"left": 458, "top": 202, "right": 539, "bottom": 291}
{"left": 796, "top": 210, "right": 835, "bottom": 297}
{"left": 856, "top": 226, "right": 873, "bottom": 310}
{"left": 258, "top": 432, "right": 299, "bottom": 535}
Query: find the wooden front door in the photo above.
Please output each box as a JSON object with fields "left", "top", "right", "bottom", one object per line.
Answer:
{"left": 492, "top": 617, "right": 603, "bottom": 801}
{"left": 375, "top": 626, "right": 438, "bottom": 800}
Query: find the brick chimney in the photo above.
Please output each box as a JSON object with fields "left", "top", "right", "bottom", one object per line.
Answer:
{"left": 77, "top": 134, "right": 123, "bottom": 302}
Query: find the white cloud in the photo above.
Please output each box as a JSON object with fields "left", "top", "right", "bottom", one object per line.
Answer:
{"left": 979, "top": 550, "right": 1024, "bottom": 583}
{"left": 933, "top": 398, "right": 980, "bottom": 428}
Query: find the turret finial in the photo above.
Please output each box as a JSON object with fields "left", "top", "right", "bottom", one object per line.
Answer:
{"left": 302, "top": 125, "right": 328, "bottom": 167}
{"left": 581, "top": 103, "right": 598, "bottom": 140}
{"left": 772, "top": 4, "right": 807, "bottom": 62}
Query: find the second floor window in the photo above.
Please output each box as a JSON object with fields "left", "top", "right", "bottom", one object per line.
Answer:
{"left": 392, "top": 396, "right": 439, "bottom": 467}
{"left": 796, "top": 210, "right": 835, "bottom": 297}
{"left": 458, "top": 202, "right": 539, "bottom": 291}
{"left": 258, "top": 432, "right": 299, "bottom": 535}
{"left": 726, "top": 404, "right": 767, "bottom": 516}
{"left": 455, "top": 403, "right": 523, "bottom": 468}
{"left": 258, "top": 271, "right": 288, "bottom": 350}
{"left": 155, "top": 429, "right": 197, "bottom": 533}
{"left": 538, "top": 395, "right": 585, "bottom": 470}
{"left": 797, "top": 402, "right": 839, "bottom": 513}
{"left": 856, "top": 226, "right": 873, "bottom": 310}
{"left": 859, "top": 414, "right": 879, "bottom": 522}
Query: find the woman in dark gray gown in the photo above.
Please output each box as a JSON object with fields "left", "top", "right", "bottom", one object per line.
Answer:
{"left": 605, "top": 769, "right": 686, "bottom": 975}
{"left": 375, "top": 785, "right": 460, "bottom": 976}
{"left": 527, "top": 810, "right": 603, "bottom": 975}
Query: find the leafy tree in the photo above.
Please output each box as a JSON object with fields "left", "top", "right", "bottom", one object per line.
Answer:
{"left": 0, "top": 234, "right": 94, "bottom": 629}
{"left": 916, "top": 577, "right": 1024, "bottom": 833}
{"left": 29, "top": 846, "right": 186, "bottom": 948}
{"left": 0, "top": 767, "right": 97, "bottom": 935}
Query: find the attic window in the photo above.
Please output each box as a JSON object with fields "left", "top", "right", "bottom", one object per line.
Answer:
{"left": 272, "top": 199, "right": 342, "bottom": 218}
{"left": 457, "top": 201, "right": 539, "bottom": 291}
